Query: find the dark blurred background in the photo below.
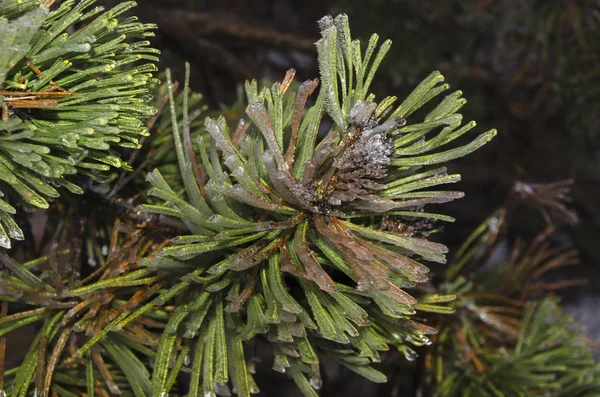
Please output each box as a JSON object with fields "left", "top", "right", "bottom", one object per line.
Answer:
{"left": 98, "top": 0, "right": 600, "bottom": 395}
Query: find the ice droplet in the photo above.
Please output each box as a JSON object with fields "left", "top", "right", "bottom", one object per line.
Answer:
{"left": 413, "top": 334, "right": 432, "bottom": 346}
{"left": 183, "top": 330, "right": 196, "bottom": 338}
{"left": 214, "top": 383, "right": 231, "bottom": 396}
{"left": 0, "top": 236, "right": 10, "bottom": 249}
{"left": 106, "top": 380, "right": 121, "bottom": 395}
{"left": 400, "top": 346, "right": 418, "bottom": 361}
{"left": 309, "top": 377, "right": 322, "bottom": 390}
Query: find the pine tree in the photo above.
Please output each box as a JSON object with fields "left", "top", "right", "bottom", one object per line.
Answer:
{"left": 0, "top": 1, "right": 597, "bottom": 397}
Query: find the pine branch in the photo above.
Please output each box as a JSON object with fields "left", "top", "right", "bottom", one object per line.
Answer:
{"left": 139, "top": 14, "right": 495, "bottom": 396}
{"left": 428, "top": 183, "right": 597, "bottom": 397}
{"left": 0, "top": 0, "right": 158, "bottom": 249}
{"left": 431, "top": 299, "right": 600, "bottom": 397}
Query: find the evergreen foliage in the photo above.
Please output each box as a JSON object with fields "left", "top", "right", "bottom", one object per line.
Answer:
{"left": 138, "top": 13, "right": 496, "bottom": 396}
{"left": 428, "top": 183, "right": 600, "bottom": 396}
{"left": 0, "top": 0, "right": 158, "bottom": 249}
{"left": 0, "top": 2, "right": 597, "bottom": 397}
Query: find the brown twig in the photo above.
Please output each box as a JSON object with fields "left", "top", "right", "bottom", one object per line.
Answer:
{"left": 148, "top": 9, "right": 315, "bottom": 51}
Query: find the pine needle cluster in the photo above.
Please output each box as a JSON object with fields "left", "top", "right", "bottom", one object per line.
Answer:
{"left": 0, "top": 0, "right": 158, "bottom": 249}
{"left": 428, "top": 182, "right": 600, "bottom": 397}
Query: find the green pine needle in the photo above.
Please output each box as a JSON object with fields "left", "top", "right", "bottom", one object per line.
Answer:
{"left": 0, "top": 0, "right": 158, "bottom": 248}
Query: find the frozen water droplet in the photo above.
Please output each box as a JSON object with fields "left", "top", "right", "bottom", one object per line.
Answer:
{"left": 309, "top": 377, "right": 322, "bottom": 390}
{"left": 214, "top": 383, "right": 231, "bottom": 396}
{"left": 106, "top": 380, "right": 121, "bottom": 395}
{"left": 0, "top": 389, "right": 6, "bottom": 397}
{"left": 160, "top": 391, "right": 168, "bottom": 397}
{"left": 401, "top": 346, "right": 418, "bottom": 361}
{"left": 415, "top": 334, "right": 432, "bottom": 346}
{"left": 272, "top": 362, "right": 287, "bottom": 373}
{"left": 101, "top": 245, "right": 108, "bottom": 256}
{"left": 0, "top": 236, "right": 10, "bottom": 249}
{"left": 231, "top": 166, "right": 245, "bottom": 179}
{"left": 183, "top": 330, "right": 196, "bottom": 338}
{"left": 184, "top": 355, "right": 191, "bottom": 366}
